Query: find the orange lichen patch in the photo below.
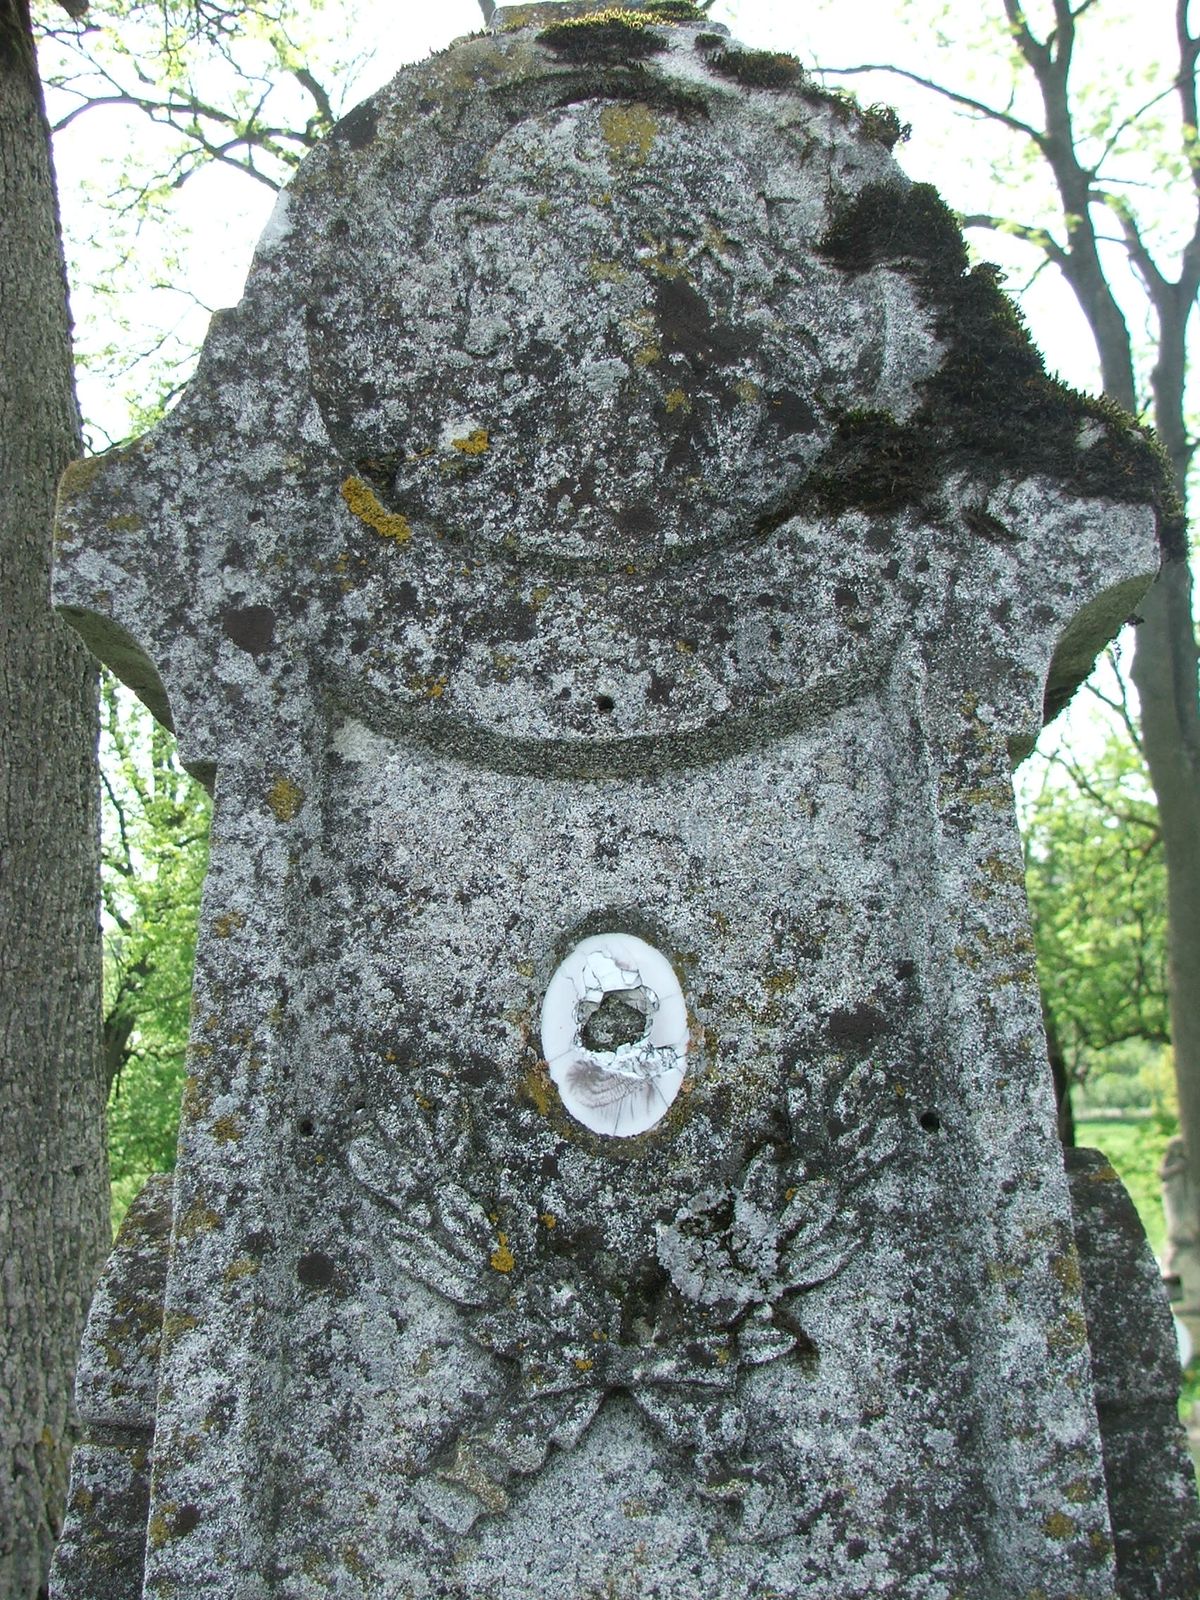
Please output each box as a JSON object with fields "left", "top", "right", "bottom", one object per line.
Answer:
{"left": 451, "top": 428, "right": 490, "bottom": 456}
{"left": 340, "top": 476, "right": 412, "bottom": 544}
{"left": 540, "top": 1212, "right": 557, "bottom": 1229}
{"left": 267, "top": 774, "right": 305, "bottom": 821}
{"left": 490, "top": 1232, "right": 516, "bottom": 1273}
{"left": 573, "top": 1357, "right": 594, "bottom": 1372}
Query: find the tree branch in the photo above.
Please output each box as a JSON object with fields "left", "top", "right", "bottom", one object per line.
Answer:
{"left": 817, "top": 63, "right": 1048, "bottom": 146}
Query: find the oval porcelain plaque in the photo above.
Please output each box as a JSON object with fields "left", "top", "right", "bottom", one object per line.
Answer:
{"left": 540, "top": 932, "right": 688, "bottom": 1138}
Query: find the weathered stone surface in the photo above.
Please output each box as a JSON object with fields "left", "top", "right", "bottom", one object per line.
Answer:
{"left": 50, "top": 5, "right": 1196, "bottom": 1595}
{"left": 51, "top": 1174, "right": 170, "bottom": 1600}
{"left": 1068, "top": 1148, "right": 1200, "bottom": 1599}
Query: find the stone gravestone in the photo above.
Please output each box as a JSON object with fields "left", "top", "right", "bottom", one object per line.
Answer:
{"left": 49, "top": 5, "right": 1200, "bottom": 1596}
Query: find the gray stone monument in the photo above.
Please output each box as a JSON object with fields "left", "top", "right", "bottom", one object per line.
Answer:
{"left": 50, "top": 5, "right": 1200, "bottom": 1595}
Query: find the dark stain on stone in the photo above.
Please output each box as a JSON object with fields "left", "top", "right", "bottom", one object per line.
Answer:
{"left": 766, "top": 388, "right": 818, "bottom": 435}
{"left": 647, "top": 669, "right": 675, "bottom": 706}
{"left": 174, "top": 1504, "right": 201, "bottom": 1536}
{"left": 221, "top": 604, "right": 276, "bottom": 655}
{"left": 654, "top": 278, "right": 752, "bottom": 372}
{"left": 297, "top": 1251, "right": 336, "bottom": 1289}
{"left": 333, "top": 102, "right": 379, "bottom": 151}
{"left": 828, "top": 1004, "right": 888, "bottom": 1050}
{"left": 616, "top": 501, "right": 657, "bottom": 537}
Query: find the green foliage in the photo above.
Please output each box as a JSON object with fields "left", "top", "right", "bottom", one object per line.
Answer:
{"left": 38, "top": 0, "right": 369, "bottom": 446}
{"left": 100, "top": 676, "right": 210, "bottom": 1231}
{"left": 1021, "top": 719, "right": 1168, "bottom": 1083}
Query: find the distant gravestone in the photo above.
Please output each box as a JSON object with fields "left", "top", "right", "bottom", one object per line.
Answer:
{"left": 50, "top": 5, "right": 1199, "bottom": 1596}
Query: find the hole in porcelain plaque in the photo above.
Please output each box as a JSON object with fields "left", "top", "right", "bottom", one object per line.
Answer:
{"left": 540, "top": 932, "right": 688, "bottom": 1137}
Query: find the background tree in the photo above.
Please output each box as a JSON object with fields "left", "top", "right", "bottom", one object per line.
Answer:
{"left": 0, "top": 1, "right": 108, "bottom": 1594}
{"left": 815, "top": 0, "right": 1200, "bottom": 1297}
{"left": 1022, "top": 680, "right": 1169, "bottom": 1078}
{"left": 99, "top": 682, "right": 209, "bottom": 1230}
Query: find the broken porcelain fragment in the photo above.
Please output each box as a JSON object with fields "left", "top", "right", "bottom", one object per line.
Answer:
{"left": 541, "top": 933, "right": 688, "bottom": 1137}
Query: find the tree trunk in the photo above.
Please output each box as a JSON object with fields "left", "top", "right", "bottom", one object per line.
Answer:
{"left": 0, "top": 2, "right": 108, "bottom": 1596}
{"left": 1132, "top": 561, "right": 1200, "bottom": 1325}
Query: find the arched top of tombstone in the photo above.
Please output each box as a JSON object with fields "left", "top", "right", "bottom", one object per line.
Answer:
{"left": 53, "top": 3, "right": 1167, "bottom": 779}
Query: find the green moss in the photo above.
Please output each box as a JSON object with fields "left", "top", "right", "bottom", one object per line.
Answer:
{"left": 640, "top": 0, "right": 711, "bottom": 19}
{"left": 689, "top": 38, "right": 909, "bottom": 148}
{"left": 808, "top": 409, "right": 936, "bottom": 515}
{"left": 704, "top": 45, "right": 803, "bottom": 91}
{"left": 813, "top": 180, "right": 1182, "bottom": 552}
{"left": 537, "top": 11, "right": 668, "bottom": 61}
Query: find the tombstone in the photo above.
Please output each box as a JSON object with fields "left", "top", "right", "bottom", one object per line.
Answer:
{"left": 50, "top": 4, "right": 1200, "bottom": 1595}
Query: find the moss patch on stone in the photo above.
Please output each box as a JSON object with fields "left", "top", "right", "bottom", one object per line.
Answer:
{"left": 702, "top": 43, "right": 802, "bottom": 91}
{"left": 814, "top": 180, "right": 1183, "bottom": 552}
{"left": 537, "top": 10, "right": 668, "bottom": 62}
{"left": 692, "top": 37, "right": 909, "bottom": 149}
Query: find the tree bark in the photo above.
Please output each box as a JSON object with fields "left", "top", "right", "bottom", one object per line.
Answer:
{"left": 1132, "top": 560, "right": 1200, "bottom": 1315}
{"left": 0, "top": 2, "right": 108, "bottom": 1595}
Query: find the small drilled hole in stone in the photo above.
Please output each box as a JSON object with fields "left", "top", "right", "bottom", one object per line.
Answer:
{"left": 919, "top": 1110, "right": 941, "bottom": 1134}
{"left": 595, "top": 693, "right": 616, "bottom": 714}
{"left": 298, "top": 1117, "right": 316, "bottom": 1137}
{"left": 581, "top": 993, "right": 647, "bottom": 1052}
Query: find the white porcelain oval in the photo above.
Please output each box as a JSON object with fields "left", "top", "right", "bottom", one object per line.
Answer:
{"left": 540, "top": 932, "right": 688, "bottom": 1137}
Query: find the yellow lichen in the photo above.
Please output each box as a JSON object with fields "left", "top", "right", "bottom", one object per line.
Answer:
{"left": 540, "top": 1212, "right": 557, "bottom": 1229}
{"left": 176, "top": 1204, "right": 221, "bottom": 1240}
{"left": 633, "top": 343, "right": 661, "bottom": 368}
{"left": 58, "top": 455, "right": 105, "bottom": 502}
{"left": 600, "top": 102, "right": 659, "bottom": 166}
{"left": 1049, "top": 1251, "right": 1082, "bottom": 1293}
{"left": 451, "top": 428, "right": 490, "bottom": 456}
{"left": 105, "top": 512, "right": 144, "bottom": 533}
{"left": 490, "top": 1232, "right": 516, "bottom": 1273}
{"left": 267, "top": 774, "right": 305, "bottom": 821}
{"left": 664, "top": 389, "right": 691, "bottom": 414}
{"left": 573, "top": 1357, "right": 594, "bottom": 1372}
{"left": 223, "top": 1257, "right": 259, "bottom": 1283}
{"left": 589, "top": 259, "right": 629, "bottom": 284}
{"left": 210, "top": 1115, "right": 242, "bottom": 1145}
{"left": 407, "top": 672, "right": 448, "bottom": 700}
{"left": 339, "top": 476, "right": 413, "bottom": 545}
{"left": 733, "top": 378, "right": 762, "bottom": 403}
{"left": 212, "top": 910, "right": 245, "bottom": 939}
{"left": 1042, "top": 1510, "right": 1077, "bottom": 1541}
{"left": 521, "top": 1063, "right": 552, "bottom": 1117}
